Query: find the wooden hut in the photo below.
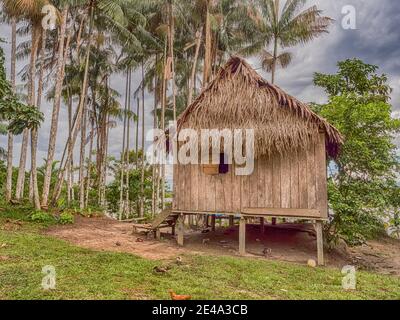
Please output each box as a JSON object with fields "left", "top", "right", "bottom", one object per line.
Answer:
{"left": 172, "top": 56, "right": 342, "bottom": 265}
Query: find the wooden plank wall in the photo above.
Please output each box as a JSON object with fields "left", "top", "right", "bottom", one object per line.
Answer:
{"left": 174, "top": 135, "right": 328, "bottom": 218}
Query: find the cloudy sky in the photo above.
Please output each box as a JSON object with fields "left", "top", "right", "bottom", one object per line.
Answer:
{"left": 0, "top": 0, "right": 399, "bottom": 170}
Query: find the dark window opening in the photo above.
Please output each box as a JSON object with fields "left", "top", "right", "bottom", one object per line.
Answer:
{"left": 219, "top": 153, "right": 229, "bottom": 174}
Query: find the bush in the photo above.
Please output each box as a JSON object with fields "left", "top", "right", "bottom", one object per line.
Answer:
{"left": 30, "top": 211, "right": 55, "bottom": 224}
{"left": 59, "top": 212, "right": 74, "bottom": 225}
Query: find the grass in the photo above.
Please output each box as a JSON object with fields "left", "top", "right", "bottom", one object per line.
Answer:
{"left": 0, "top": 204, "right": 399, "bottom": 300}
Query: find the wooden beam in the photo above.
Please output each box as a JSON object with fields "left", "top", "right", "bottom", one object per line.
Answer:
{"left": 239, "top": 217, "right": 246, "bottom": 255}
{"left": 315, "top": 221, "right": 324, "bottom": 266}
{"left": 242, "top": 208, "right": 322, "bottom": 219}
{"left": 177, "top": 214, "right": 184, "bottom": 246}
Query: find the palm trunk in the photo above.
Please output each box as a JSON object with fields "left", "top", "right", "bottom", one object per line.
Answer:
{"left": 31, "top": 27, "right": 48, "bottom": 209}
{"left": 203, "top": 2, "right": 212, "bottom": 87}
{"left": 29, "top": 25, "right": 41, "bottom": 209}
{"left": 134, "top": 96, "right": 140, "bottom": 214}
{"left": 187, "top": 27, "right": 203, "bottom": 107}
{"left": 42, "top": 6, "right": 69, "bottom": 206}
{"left": 15, "top": 130, "right": 28, "bottom": 200}
{"left": 85, "top": 118, "right": 94, "bottom": 208}
{"left": 152, "top": 60, "right": 159, "bottom": 217}
{"left": 6, "top": 18, "right": 17, "bottom": 202}
{"left": 271, "top": 37, "right": 278, "bottom": 84}
{"left": 30, "top": 129, "right": 40, "bottom": 210}
{"left": 125, "top": 69, "right": 132, "bottom": 217}
{"left": 51, "top": 4, "right": 95, "bottom": 205}
{"left": 100, "top": 113, "right": 110, "bottom": 207}
{"left": 119, "top": 71, "right": 129, "bottom": 219}
{"left": 67, "top": 94, "right": 73, "bottom": 205}
{"left": 97, "top": 104, "right": 107, "bottom": 207}
{"left": 36, "top": 28, "right": 47, "bottom": 110}
{"left": 140, "top": 63, "right": 145, "bottom": 217}
{"left": 160, "top": 38, "right": 168, "bottom": 211}
{"left": 168, "top": 0, "right": 177, "bottom": 122}
{"left": 79, "top": 106, "right": 87, "bottom": 210}
{"left": 271, "top": 0, "right": 279, "bottom": 84}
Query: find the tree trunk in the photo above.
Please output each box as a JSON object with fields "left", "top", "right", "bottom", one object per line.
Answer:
{"left": 271, "top": 0, "right": 279, "bottom": 84}
{"left": 85, "top": 118, "right": 94, "bottom": 208}
{"left": 187, "top": 27, "right": 203, "bottom": 107}
{"left": 100, "top": 113, "right": 110, "bottom": 207}
{"left": 152, "top": 59, "right": 159, "bottom": 217}
{"left": 203, "top": 3, "right": 212, "bottom": 87}
{"left": 160, "top": 38, "right": 168, "bottom": 211}
{"left": 67, "top": 94, "right": 73, "bottom": 205}
{"left": 140, "top": 63, "right": 145, "bottom": 217}
{"left": 6, "top": 18, "right": 17, "bottom": 202}
{"left": 79, "top": 105, "right": 87, "bottom": 211}
{"left": 119, "top": 70, "right": 129, "bottom": 219}
{"left": 15, "top": 129, "right": 28, "bottom": 200}
{"left": 42, "top": 6, "right": 69, "bottom": 206}
{"left": 134, "top": 97, "right": 140, "bottom": 214}
{"left": 168, "top": 0, "right": 177, "bottom": 122}
{"left": 30, "top": 129, "right": 40, "bottom": 210}
{"left": 125, "top": 69, "right": 132, "bottom": 217}
{"left": 29, "top": 25, "right": 41, "bottom": 209}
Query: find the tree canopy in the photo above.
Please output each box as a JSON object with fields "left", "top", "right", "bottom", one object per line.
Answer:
{"left": 314, "top": 59, "right": 400, "bottom": 245}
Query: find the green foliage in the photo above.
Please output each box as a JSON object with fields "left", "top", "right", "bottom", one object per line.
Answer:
{"left": 59, "top": 212, "right": 74, "bottom": 225}
{"left": 314, "top": 58, "right": 392, "bottom": 99}
{"left": 0, "top": 40, "right": 43, "bottom": 134}
{"left": 314, "top": 59, "right": 400, "bottom": 245}
{"left": 106, "top": 160, "right": 155, "bottom": 215}
{"left": 30, "top": 211, "right": 55, "bottom": 224}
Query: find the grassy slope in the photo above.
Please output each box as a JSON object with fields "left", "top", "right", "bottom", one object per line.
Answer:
{"left": 0, "top": 206, "right": 399, "bottom": 300}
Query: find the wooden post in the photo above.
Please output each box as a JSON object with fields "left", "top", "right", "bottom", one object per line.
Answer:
{"left": 315, "top": 221, "right": 324, "bottom": 266}
{"left": 272, "top": 218, "right": 277, "bottom": 225}
{"left": 239, "top": 217, "right": 246, "bottom": 255}
{"left": 229, "top": 216, "right": 234, "bottom": 227}
{"left": 177, "top": 214, "right": 184, "bottom": 246}
{"left": 155, "top": 228, "right": 161, "bottom": 240}
{"left": 260, "top": 217, "right": 265, "bottom": 235}
{"left": 211, "top": 215, "right": 216, "bottom": 232}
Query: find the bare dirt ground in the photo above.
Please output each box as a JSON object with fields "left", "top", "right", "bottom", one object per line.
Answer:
{"left": 45, "top": 216, "right": 400, "bottom": 275}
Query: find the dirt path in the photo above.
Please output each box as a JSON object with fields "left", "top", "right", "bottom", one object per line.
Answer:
{"left": 46, "top": 216, "right": 186, "bottom": 260}
{"left": 45, "top": 216, "right": 400, "bottom": 275}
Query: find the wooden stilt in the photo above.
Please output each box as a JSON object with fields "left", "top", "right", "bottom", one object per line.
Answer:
{"left": 156, "top": 228, "right": 161, "bottom": 240}
{"left": 177, "top": 214, "right": 184, "bottom": 246}
{"left": 315, "top": 221, "right": 324, "bottom": 266}
{"left": 239, "top": 217, "right": 246, "bottom": 255}
{"left": 229, "top": 216, "right": 234, "bottom": 227}
{"left": 260, "top": 217, "right": 265, "bottom": 234}
{"left": 211, "top": 215, "right": 216, "bottom": 232}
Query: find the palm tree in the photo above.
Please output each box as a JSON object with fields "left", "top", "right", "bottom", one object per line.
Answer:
{"left": 41, "top": 5, "right": 70, "bottom": 207}
{"left": 251, "top": 0, "right": 333, "bottom": 83}
{"left": 51, "top": 0, "right": 147, "bottom": 206}
{"left": 2, "top": 0, "right": 50, "bottom": 207}
{"left": 5, "top": 17, "right": 16, "bottom": 202}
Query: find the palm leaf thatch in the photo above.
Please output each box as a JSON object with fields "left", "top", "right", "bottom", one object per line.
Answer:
{"left": 178, "top": 56, "right": 342, "bottom": 158}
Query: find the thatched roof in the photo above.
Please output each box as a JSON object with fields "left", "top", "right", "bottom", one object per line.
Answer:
{"left": 178, "top": 56, "right": 343, "bottom": 158}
